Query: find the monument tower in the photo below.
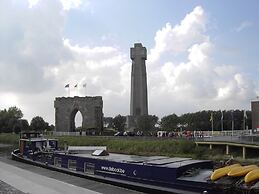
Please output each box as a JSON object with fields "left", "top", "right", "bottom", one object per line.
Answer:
{"left": 126, "top": 43, "right": 148, "bottom": 130}
{"left": 130, "top": 43, "right": 148, "bottom": 116}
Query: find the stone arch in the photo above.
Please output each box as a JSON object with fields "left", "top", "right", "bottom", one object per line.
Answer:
{"left": 54, "top": 96, "right": 103, "bottom": 132}
{"left": 70, "top": 108, "right": 84, "bottom": 131}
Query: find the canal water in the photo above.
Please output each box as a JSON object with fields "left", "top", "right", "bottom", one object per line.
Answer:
{"left": 0, "top": 144, "right": 14, "bottom": 158}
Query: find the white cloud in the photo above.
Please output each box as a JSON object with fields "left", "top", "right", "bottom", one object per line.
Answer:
{"left": 27, "top": 0, "right": 40, "bottom": 8}
{"left": 27, "top": 0, "right": 83, "bottom": 10}
{"left": 236, "top": 21, "right": 253, "bottom": 32}
{"left": 149, "top": 6, "right": 207, "bottom": 63}
{"left": 0, "top": 2, "right": 256, "bottom": 125}
{"left": 59, "top": 0, "right": 82, "bottom": 10}
{"left": 147, "top": 7, "right": 256, "bottom": 115}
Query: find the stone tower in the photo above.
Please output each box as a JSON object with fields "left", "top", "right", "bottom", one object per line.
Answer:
{"left": 130, "top": 43, "right": 148, "bottom": 116}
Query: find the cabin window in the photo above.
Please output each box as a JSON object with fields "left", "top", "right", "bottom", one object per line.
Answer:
{"left": 68, "top": 159, "right": 77, "bottom": 171}
{"left": 54, "top": 157, "right": 62, "bottom": 167}
{"left": 84, "top": 162, "right": 95, "bottom": 175}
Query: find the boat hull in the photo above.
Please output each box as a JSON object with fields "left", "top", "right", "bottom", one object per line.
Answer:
{"left": 11, "top": 149, "right": 224, "bottom": 194}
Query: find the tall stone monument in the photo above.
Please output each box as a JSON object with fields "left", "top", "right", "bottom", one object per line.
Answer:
{"left": 130, "top": 43, "right": 148, "bottom": 116}
{"left": 127, "top": 43, "right": 148, "bottom": 130}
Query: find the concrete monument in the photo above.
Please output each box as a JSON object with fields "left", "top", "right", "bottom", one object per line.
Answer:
{"left": 130, "top": 43, "right": 148, "bottom": 116}
{"left": 54, "top": 96, "right": 103, "bottom": 132}
{"left": 127, "top": 43, "right": 149, "bottom": 129}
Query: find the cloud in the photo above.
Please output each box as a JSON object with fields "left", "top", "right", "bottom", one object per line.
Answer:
{"left": 0, "top": 2, "right": 256, "bottom": 124}
{"left": 59, "top": 0, "right": 82, "bottom": 10}
{"left": 236, "top": 21, "right": 253, "bottom": 32}
{"left": 27, "top": 0, "right": 84, "bottom": 10}
{"left": 147, "top": 7, "right": 256, "bottom": 115}
{"left": 0, "top": 0, "right": 69, "bottom": 93}
{"left": 149, "top": 6, "right": 207, "bottom": 63}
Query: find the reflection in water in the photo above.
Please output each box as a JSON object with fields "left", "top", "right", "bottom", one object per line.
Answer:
{"left": 0, "top": 145, "right": 13, "bottom": 158}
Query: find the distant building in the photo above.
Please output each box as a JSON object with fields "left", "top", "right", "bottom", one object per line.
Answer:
{"left": 251, "top": 97, "right": 259, "bottom": 130}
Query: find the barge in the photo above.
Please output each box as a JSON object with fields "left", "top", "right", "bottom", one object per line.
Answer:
{"left": 11, "top": 132, "right": 259, "bottom": 194}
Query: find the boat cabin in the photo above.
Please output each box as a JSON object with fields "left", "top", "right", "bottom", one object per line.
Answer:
{"left": 19, "top": 132, "right": 58, "bottom": 156}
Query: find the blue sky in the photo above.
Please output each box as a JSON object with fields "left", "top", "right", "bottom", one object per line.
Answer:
{"left": 0, "top": 0, "right": 258, "bottom": 124}
{"left": 64, "top": 0, "right": 259, "bottom": 76}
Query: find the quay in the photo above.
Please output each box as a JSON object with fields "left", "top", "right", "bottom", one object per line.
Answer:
{"left": 0, "top": 160, "right": 100, "bottom": 194}
{"left": 0, "top": 157, "right": 143, "bottom": 194}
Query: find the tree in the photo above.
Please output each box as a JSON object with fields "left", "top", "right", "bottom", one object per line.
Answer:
{"left": 13, "top": 119, "right": 30, "bottom": 134}
{"left": 103, "top": 117, "right": 113, "bottom": 128}
{"left": 161, "top": 114, "right": 179, "bottom": 131}
{"left": 8, "top": 106, "right": 23, "bottom": 120}
{"left": 113, "top": 115, "right": 126, "bottom": 132}
{"left": 136, "top": 115, "right": 158, "bottom": 131}
{"left": 0, "top": 106, "right": 24, "bottom": 133}
{"left": 30, "top": 116, "right": 48, "bottom": 132}
{"left": 160, "top": 109, "right": 252, "bottom": 132}
{"left": 47, "top": 124, "right": 55, "bottom": 131}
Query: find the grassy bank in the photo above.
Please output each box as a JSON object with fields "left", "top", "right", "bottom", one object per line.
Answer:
{"left": 57, "top": 136, "right": 202, "bottom": 157}
{"left": 0, "top": 133, "right": 211, "bottom": 159}
{"left": 0, "top": 133, "right": 19, "bottom": 146}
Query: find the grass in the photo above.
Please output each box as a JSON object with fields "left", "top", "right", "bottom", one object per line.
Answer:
{"left": 44, "top": 135, "right": 212, "bottom": 159}
{"left": 0, "top": 133, "right": 19, "bottom": 146}
{"left": 0, "top": 133, "right": 213, "bottom": 159}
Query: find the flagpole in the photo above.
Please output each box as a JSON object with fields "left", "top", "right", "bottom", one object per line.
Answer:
{"left": 221, "top": 111, "right": 224, "bottom": 132}
{"left": 83, "top": 83, "right": 87, "bottom": 96}
{"left": 234, "top": 110, "right": 236, "bottom": 136}
{"left": 212, "top": 117, "right": 214, "bottom": 136}
{"left": 244, "top": 110, "right": 246, "bottom": 131}
{"left": 65, "top": 84, "right": 70, "bottom": 97}
{"left": 243, "top": 110, "right": 246, "bottom": 131}
{"left": 210, "top": 112, "right": 214, "bottom": 137}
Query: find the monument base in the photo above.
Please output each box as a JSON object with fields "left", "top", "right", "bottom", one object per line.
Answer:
{"left": 126, "top": 115, "right": 137, "bottom": 132}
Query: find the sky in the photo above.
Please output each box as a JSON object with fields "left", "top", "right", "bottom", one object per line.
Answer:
{"left": 0, "top": 0, "right": 258, "bottom": 125}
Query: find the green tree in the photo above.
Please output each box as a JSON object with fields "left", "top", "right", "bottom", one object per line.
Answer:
{"left": 161, "top": 114, "right": 179, "bottom": 131}
{"left": 30, "top": 116, "right": 48, "bottom": 132}
{"left": 103, "top": 117, "right": 113, "bottom": 128}
{"left": 113, "top": 115, "right": 126, "bottom": 132}
{"left": 136, "top": 115, "right": 158, "bottom": 131}
{"left": 0, "top": 106, "right": 23, "bottom": 133}
{"left": 13, "top": 119, "right": 30, "bottom": 134}
{"left": 8, "top": 106, "right": 23, "bottom": 119}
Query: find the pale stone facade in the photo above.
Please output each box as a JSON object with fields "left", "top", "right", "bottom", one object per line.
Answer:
{"left": 251, "top": 98, "right": 259, "bottom": 130}
{"left": 54, "top": 96, "right": 103, "bottom": 132}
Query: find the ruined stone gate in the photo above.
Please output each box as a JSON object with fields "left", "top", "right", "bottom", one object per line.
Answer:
{"left": 54, "top": 96, "right": 103, "bottom": 132}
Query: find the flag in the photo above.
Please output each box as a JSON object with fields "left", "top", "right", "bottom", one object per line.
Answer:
{"left": 244, "top": 110, "right": 247, "bottom": 119}
{"left": 210, "top": 112, "right": 213, "bottom": 122}
{"left": 221, "top": 111, "right": 224, "bottom": 121}
{"left": 231, "top": 110, "right": 234, "bottom": 121}
{"left": 65, "top": 84, "right": 69, "bottom": 88}
{"left": 83, "top": 83, "right": 87, "bottom": 87}
{"left": 74, "top": 84, "right": 78, "bottom": 88}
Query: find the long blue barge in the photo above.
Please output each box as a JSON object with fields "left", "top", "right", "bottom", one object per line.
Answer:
{"left": 11, "top": 132, "right": 229, "bottom": 194}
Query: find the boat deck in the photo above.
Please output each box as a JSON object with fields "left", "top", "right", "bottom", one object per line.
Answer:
{"left": 71, "top": 152, "right": 210, "bottom": 168}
